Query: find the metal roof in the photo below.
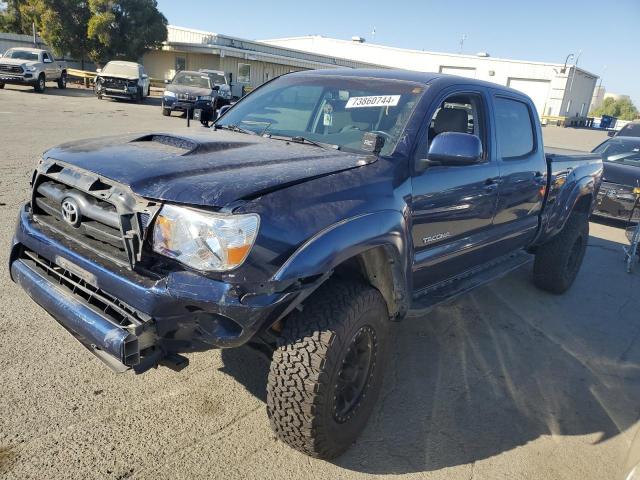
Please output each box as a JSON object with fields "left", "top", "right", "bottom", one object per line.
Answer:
{"left": 165, "top": 26, "right": 387, "bottom": 70}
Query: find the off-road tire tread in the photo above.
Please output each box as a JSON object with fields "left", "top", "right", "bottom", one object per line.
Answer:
{"left": 266, "top": 280, "right": 387, "bottom": 459}
{"left": 533, "top": 213, "right": 588, "bottom": 294}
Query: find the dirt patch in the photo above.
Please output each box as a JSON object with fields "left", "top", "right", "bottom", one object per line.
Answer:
{"left": 0, "top": 446, "right": 18, "bottom": 475}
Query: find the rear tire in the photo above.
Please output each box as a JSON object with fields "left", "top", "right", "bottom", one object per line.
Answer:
{"left": 34, "top": 74, "right": 46, "bottom": 93}
{"left": 267, "top": 280, "right": 390, "bottom": 459}
{"left": 533, "top": 213, "right": 589, "bottom": 294}
{"left": 57, "top": 72, "right": 67, "bottom": 89}
{"left": 0, "top": 83, "right": 5, "bottom": 89}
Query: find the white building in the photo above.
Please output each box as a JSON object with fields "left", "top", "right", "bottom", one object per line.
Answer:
{"left": 262, "top": 35, "right": 599, "bottom": 119}
{"left": 142, "top": 26, "right": 385, "bottom": 95}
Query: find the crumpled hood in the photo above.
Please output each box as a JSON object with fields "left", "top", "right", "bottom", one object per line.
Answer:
{"left": 43, "top": 130, "right": 375, "bottom": 208}
{"left": 602, "top": 160, "right": 640, "bottom": 187}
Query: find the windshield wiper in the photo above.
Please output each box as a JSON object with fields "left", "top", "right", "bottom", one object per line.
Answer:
{"left": 267, "top": 134, "right": 340, "bottom": 151}
{"left": 215, "top": 124, "right": 257, "bottom": 135}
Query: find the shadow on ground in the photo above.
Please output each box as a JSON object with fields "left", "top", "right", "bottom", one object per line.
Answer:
{"left": 220, "top": 233, "right": 640, "bottom": 475}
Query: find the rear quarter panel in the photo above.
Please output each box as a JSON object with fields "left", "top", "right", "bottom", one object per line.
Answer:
{"left": 536, "top": 149, "right": 602, "bottom": 244}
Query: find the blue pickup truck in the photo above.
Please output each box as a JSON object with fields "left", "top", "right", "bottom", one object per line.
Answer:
{"left": 10, "top": 69, "right": 602, "bottom": 458}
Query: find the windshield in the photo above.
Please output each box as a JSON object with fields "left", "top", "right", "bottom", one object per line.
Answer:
{"left": 593, "top": 138, "right": 640, "bottom": 167}
{"left": 172, "top": 72, "right": 211, "bottom": 89}
{"left": 216, "top": 75, "right": 426, "bottom": 155}
{"left": 5, "top": 49, "right": 39, "bottom": 61}
{"left": 206, "top": 72, "right": 226, "bottom": 85}
{"left": 102, "top": 62, "right": 138, "bottom": 77}
{"left": 618, "top": 123, "right": 640, "bottom": 138}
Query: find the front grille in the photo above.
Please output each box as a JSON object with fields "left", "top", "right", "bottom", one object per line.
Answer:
{"left": 102, "top": 77, "right": 130, "bottom": 89}
{"left": 0, "top": 64, "right": 23, "bottom": 74}
{"left": 600, "top": 181, "right": 632, "bottom": 196}
{"left": 177, "top": 93, "right": 196, "bottom": 101}
{"left": 33, "top": 177, "right": 129, "bottom": 264}
{"left": 30, "top": 162, "right": 158, "bottom": 269}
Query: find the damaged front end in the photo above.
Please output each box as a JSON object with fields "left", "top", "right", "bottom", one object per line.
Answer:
{"left": 9, "top": 159, "right": 308, "bottom": 373}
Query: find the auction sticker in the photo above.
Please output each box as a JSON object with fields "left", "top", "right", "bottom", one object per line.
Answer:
{"left": 346, "top": 95, "right": 400, "bottom": 109}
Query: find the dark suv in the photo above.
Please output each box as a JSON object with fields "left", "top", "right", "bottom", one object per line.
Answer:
{"left": 162, "top": 70, "right": 220, "bottom": 124}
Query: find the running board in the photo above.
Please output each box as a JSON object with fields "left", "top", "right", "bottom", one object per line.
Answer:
{"left": 407, "top": 251, "right": 533, "bottom": 318}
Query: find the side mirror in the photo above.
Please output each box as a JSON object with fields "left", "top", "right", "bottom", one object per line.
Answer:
{"left": 218, "top": 105, "right": 232, "bottom": 117}
{"left": 422, "top": 132, "right": 483, "bottom": 167}
{"left": 607, "top": 130, "right": 616, "bottom": 137}
{"left": 164, "top": 79, "right": 170, "bottom": 84}
{"left": 142, "top": 74, "right": 148, "bottom": 79}
{"left": 43, "top": 58, "right": 52, "bottom": 63}
{"left": 96, "top": 68, "right": 102, "bottom": 73}
{"left": 212, "top": 85, "right": 220, "bottom": 91}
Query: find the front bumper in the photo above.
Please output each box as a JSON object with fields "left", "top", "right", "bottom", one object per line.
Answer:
{"left": 10, "top": 205, "right": 299, "bottom": 373}
{"left": 163, "top": 96, "right": 215, "bottom": 118}
{"left": 97, "top": 85, "right": 138, "bottom": 100}
{"left": 0, "top": 73, "right": 36, "bottom": 85}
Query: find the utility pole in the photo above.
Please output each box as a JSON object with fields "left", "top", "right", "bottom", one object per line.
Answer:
{"left": 32, "top": 22, "right": 37, "bottom": 47}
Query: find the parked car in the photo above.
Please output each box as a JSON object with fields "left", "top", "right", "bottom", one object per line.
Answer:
{"left": 0, "top": 47, "right": 67, "bottom": 93}
{"left": 199, "top": 69, "right": 232, "bottom": 107}
{"left": 162, "top": 70, "right": 220, "bottom": 124}
{"left": 94, "top": 61, "right": 150, "bottom": 102}
{"left": 10, "top": 69, "right": 602, "bottom": 459}
{"left": 610, "top": 121, "right": 640, "bottom": 138}
{"left": 592, "top": 136, "right": 640, "bottom": 222}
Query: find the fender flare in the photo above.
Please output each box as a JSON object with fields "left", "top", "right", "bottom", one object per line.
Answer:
{"left": 537, "top": 175, "right": 595, "bottom": 244}
{"left": 273, "top": 210, "right": 410, "bottom": 318}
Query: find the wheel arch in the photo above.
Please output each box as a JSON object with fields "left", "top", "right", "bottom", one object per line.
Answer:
{"left": 535, "top": 176, "right": 595, "bottom": 246}
{"left": 272, "top": 210, "right": 410, "bottom": 320}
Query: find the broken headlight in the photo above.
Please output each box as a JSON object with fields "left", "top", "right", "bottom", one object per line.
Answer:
{"left": 152, "top": 204, "right": 259, "bottom": 272}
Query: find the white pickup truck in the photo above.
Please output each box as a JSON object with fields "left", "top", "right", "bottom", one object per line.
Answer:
{"left": 0, "top": 47, "right": 67, "bottom": 93}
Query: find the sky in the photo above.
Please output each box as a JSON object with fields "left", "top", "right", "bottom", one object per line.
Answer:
{"left": 157, "top": 0, "right": 640, "bottom": 107}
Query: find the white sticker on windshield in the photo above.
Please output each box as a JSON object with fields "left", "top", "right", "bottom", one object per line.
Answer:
{"left": 345, "top": 95, "right": 401, "bottom": 109}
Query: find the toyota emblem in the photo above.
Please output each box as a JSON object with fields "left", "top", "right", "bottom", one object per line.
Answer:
{"left": 61, "top": 198, "right": 81, "bottom": 227}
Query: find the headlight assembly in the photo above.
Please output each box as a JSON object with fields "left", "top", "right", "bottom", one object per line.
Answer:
{"left": 164, "top": 90, "right": 176, "bottom": 98}
{"left": 26, "top": 65, "right": 37, "bottom": 72}
{"left": 152, "top": 204, "right": 259, "bottom": 272}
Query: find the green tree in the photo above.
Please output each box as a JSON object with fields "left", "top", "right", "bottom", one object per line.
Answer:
{"left": 590, "top": 97, "right": 639, "bottom": 121}
{"left": 21, "top": 0, "right": 93, "bottom": 68}
{"left": 88, "top": 0, "right": 167, "bottom": 64}
{"left": 0, "top": 0, "right": 29, "bottom": 33}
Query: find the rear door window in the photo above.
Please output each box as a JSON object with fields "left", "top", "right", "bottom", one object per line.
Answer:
{"left": 494, "top": 97, "right": 535, "bottom": 159}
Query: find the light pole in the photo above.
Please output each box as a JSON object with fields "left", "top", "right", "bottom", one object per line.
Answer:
{"left": 568, "top": 50, "right": 583, "bottom": 93}
{"left": 562, "top": 53, "right": 574, "bottom": 73}
{"left": 459, "top": 34, "right": 467, "bottom": 54}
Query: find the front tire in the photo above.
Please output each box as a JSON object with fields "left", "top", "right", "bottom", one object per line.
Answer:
{"left": 267, "top": 280, "right": 389, "bottom": 459}
{"left": 57, "top": 72, "right": 67, "bottom": 89}
{"left": 533, "top": 213, "right": 589, "bottom": 294}
{"left": 34, "top": 74, "right": 46, "bottom": 93}
{"left": 161, "top": 102, "right": 171, "bottom": 116}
